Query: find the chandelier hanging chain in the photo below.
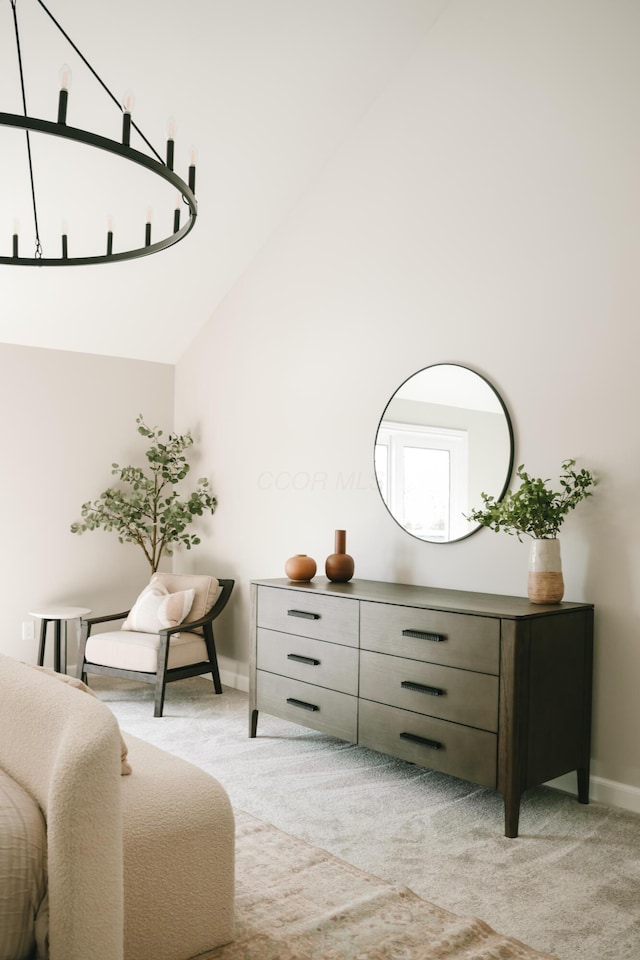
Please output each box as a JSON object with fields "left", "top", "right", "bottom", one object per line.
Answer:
{"left": 11, "top": 0, "right": 43, "bottom": 259}
{"left": 1, "top": 0, "right": 198, "bottom": 266}
{"left": 33, "top": 0, "right": 163, "bottom": 164}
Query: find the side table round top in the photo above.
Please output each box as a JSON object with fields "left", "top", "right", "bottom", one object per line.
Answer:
{"left": 29, "top": 605, "right": 92, "bottom": 620}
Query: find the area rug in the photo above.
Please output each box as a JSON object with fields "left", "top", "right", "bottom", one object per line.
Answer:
{"left": 199, "top": 810, "right": 558, "bottom": 960}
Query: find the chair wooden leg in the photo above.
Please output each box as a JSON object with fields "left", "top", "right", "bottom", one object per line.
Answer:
{"left": 210, "top": 658, "right": 222, "bottom": 695}
{"left": 76, "top": 620, "right": 90, "bottom": 684}
{"left": 154, "top": 677, "right": 167, "bottom": 718}
{"left": 155, "top": 633, "right": 171, "bottom": 718}
{"left": 204, "top": 624, "right": 223, "bottom": 694}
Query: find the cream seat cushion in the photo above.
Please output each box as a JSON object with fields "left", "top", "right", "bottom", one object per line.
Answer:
{"left": 85, "top": 629, "right": 209, "bottom": 674}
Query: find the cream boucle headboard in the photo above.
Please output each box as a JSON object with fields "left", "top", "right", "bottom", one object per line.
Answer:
{"left": 0, "top": 653, "right": 124, "bottom": 960}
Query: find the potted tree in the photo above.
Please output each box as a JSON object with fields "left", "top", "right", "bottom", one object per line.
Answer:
{"left": 465, "top": 459, "right": 595, "bottom": 603}
{"left": 71, "top": 416, "right": 217, "bottom": 573}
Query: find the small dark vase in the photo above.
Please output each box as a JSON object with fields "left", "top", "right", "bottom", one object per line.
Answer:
{"left": 285, "top": 554, "right": 317, "bottom": 582}
{"left": 325, "top": 530, "right": 354, "bottom": 583}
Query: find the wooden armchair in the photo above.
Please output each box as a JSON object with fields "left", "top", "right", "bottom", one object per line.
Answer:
{"left": 77, "top": 574, "right": 234, "bottom": 717}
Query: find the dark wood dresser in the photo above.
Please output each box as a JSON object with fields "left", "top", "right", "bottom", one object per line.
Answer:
{"left": 249, "top": 578, "right": 594, "bottom": 837}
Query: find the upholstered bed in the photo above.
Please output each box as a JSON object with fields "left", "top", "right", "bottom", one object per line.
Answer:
{"left": 0, "top": 654, "right": 235, "bottom": 960}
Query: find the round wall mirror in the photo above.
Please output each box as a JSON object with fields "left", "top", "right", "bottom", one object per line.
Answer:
{"left": 374, "top": 363, "right": 514, "bottom": 543}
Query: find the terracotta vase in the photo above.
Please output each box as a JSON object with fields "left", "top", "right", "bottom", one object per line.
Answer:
{"left": 527, "top": 538, "right": 564, "bottom": 604}
{"left": 325, "top": 530, "right": 354, "bottom": 583}
{"left": 284, "top": 554, "right": 317, "bottom": 582}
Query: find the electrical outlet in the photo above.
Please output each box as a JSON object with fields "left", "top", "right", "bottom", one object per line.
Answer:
{"left": 22, "top": 621, "right": 35, "bottom": 642}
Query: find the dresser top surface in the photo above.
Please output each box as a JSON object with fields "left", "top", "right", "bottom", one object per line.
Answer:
{"left": 252, "top": 578, "right": 593, "bottom": 620}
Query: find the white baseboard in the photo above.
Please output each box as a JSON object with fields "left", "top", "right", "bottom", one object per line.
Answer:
{"left": 220, "top": 667, "right": 249, "bottom": 693}
{"left": 546, "top": 772, "right": 640, "bottom": 816}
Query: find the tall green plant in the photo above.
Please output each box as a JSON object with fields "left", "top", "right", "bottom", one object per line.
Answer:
{"left": 71, "top": 416, "right": 217, "bottom": 572}
{"left": 465, "top": 459, "right": 595, "bottom": 540}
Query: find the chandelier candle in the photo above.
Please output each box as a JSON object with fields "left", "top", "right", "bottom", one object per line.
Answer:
{"left": 167, "top": 119, "right": 176, "bottom": 162}
{"left": 57, "top": 64, "right": 70, "bottom": 124}
{"left": 122, "top": 107, "right": 132, "bottom": 146}
{"left": 57, "top": 88, "right": 68, "bottom": 125}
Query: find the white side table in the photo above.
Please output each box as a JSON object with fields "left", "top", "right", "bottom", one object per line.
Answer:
{"left": 29, "top": 605, "right": 92, "bottom": 675}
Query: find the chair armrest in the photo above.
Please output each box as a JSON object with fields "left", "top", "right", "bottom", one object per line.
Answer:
{"left": 161, "top": 614, "right": 210, "bottom": 637}
{"left": 84, "top": 611, "right": 130, "bottom": 627}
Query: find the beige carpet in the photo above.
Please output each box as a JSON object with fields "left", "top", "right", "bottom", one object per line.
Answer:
{"left": 201, "top": 809, "right": 557, "bottom": 960}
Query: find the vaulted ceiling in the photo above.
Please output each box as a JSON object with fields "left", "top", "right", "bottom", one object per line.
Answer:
{"left": 0, "top": 0, "right": 447, "bottom": 362}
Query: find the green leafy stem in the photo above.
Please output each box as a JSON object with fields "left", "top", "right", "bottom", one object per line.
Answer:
{"left": 465, "top": 459, "right": 595, "bottom": 540}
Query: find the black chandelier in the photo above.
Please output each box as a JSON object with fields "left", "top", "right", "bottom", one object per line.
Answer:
{"left": 1, "top": 0, "right": 197, "bottom": 266}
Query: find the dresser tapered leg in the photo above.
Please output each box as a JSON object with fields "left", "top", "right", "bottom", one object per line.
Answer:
{"left": 577, "top": 766, "right": 590, "bottom": 804}
{"left": 250, "top": 708, "right": 259, "bottom": 738}
{"left": 504, "top": 794, "right": 520, "bottom": 839}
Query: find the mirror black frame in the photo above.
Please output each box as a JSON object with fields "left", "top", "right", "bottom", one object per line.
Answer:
{"left": 374, "top": 363, "right": 515, "bottom": 544}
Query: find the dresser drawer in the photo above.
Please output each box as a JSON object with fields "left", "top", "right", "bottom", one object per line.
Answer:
{"left": 257, "top": 628, "right": 359, "bottom": 695}
{"left": 360, "top": 601, "right": 499, "bottom": 674}
{"left": 359, "top": 650, "right": 498, "bottom": 732}
{"left": 358, "top": 699, "right": 497, "bottom": 788}
{"left": 256, "top": 670, "right": 358, "bottom": 742}
{"left": 257, "top": 586, "right": 358, "bottom": 647}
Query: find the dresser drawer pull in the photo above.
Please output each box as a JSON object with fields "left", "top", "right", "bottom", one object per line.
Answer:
{"left": 402, "top": 629, "right": 445, "bottom": 642}
{"left": 400, "top": 731, "right": 442, "bottom": 751}
{"left": 401, "top": 680, "right": 444, "bottom": 697}
{"left": 288, "top": 609, "right": 321, "bottom": 621}
{"left": 287, "top": 654, "right": 321, "bottom": 666}
{"left": 286, "top": 697, "right": 320, "bottom": 712}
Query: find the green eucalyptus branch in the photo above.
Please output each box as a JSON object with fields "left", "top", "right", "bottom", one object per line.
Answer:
{"left": 71, "top": 415, "right": 217, "bottom": 572}
{"left": 465, "top": 459, "right": 595, "bottom": 541}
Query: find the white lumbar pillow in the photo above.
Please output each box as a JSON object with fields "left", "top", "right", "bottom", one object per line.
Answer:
{"left": 122, "top": 580, "right": 195, "bottom": 633}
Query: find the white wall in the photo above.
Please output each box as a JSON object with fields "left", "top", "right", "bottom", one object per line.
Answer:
{"left": 176, "top": 0, "right": 640, "bottom": 802}
{"left": 0, "top": 343, "right": 174, "bottom": 666}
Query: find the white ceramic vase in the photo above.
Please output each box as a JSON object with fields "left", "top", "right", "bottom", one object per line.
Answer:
{"left": 528, "top": 538, "right": 564, "bottom": 604}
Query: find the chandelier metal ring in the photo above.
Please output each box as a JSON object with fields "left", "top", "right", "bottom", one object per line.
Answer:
{"left": 0, "top": 112, "right": 198, "bottom": 266}
{"left": 2, "top": 0, "right": 199, "bottom": 267}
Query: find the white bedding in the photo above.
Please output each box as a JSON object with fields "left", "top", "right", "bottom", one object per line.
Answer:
{"left": 0, "top": 767, "right": 48, "bottom": 960}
